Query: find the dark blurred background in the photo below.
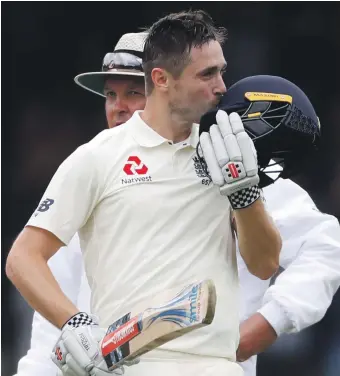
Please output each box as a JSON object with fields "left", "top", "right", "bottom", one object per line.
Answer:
{"left": 2, "top": 2, "right": 340, "bottom": 376}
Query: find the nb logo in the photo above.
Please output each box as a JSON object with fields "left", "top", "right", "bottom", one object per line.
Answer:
{"left": 37, "top": 198, "right": 55, "bottom": 212}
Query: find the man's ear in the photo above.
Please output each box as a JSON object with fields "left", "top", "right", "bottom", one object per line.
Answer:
{"left": 151, "top": 68, "right": 169, "bottom": 92}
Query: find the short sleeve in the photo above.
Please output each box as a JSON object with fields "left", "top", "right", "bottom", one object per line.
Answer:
{"left": 26, "top": 145, "right": 101, "bottom": 245}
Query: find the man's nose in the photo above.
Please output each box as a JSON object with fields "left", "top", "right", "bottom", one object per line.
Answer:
{"left": 112, "top": 97, "right": 129, "bottom": 112}
{"left": 214, "top": 75, "right": 227, "bottom": 97}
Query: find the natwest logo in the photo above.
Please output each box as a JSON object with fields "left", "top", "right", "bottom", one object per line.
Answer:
{"left": 123, "top": 156, "right": 148, "bottom": 175}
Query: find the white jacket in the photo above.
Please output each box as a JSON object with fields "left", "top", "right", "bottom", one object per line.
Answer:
{"left": 15, "top": 178, "right": 340, "bottom": 376}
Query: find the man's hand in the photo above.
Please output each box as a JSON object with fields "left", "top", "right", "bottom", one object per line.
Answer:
{"left": 52, "top": 312, "right": 137, "bottom": 376}
{"left": 199, "top": 110, "right": 261, "bottom": 209}
{"left": 236, "top": 313, "right": 278, "bottom": 362}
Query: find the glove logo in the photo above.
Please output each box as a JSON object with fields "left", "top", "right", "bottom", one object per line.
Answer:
{"left": 222, "top": 162, "right": 246, "bottom": 184}
{"left": 55, "top": 346, "right": 63, "bottom": 361}
{"left": 227, "top": 163, "right": 240, "bottom": 179}
{"left": 123, "top": 156, "right": 148, "bottom": 175}
{"left": 79, "top": 332, "right": 90, "bottom": 351}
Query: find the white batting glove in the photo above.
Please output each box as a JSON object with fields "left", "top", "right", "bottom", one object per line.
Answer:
{"left": 199, "top": 110, "right": 261, "bottom": 209}
{"left": 52, "top": 312, "right": 138, "bottom": 376}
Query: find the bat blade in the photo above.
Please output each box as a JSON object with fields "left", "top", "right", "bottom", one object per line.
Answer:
{"left": 101, "top": 279, "right": 216, "bottom": 371}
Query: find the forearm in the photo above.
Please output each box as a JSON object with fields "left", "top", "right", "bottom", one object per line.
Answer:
{"left": 6, "top": 229, "right": 79, "bottom": 329}
{"left": 7, "top": 251, "right": 78, "bottom": 328}
{"left": 235, "top": 199, "right": 281, "bottom": 280}
{"left": 237, "top": 312, "right": 277, "bottom": 362}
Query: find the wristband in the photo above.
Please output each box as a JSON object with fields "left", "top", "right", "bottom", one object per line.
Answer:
{"left": 62, "top": 312, "right": 95, "bottom": 329}
{"left": 228, "top": 185, "right": 261, "bottom": 209}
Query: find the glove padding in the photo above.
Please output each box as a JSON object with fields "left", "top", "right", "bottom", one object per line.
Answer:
{"left": 199, "top": 110, "right": 261, "bottom": 209}
{"left": 52, "top": 313, "right": 138, "bottom": 376}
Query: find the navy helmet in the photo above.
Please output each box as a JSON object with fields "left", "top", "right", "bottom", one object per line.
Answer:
{"left": 199, "top": 75, "right": 321, "bottom": 187}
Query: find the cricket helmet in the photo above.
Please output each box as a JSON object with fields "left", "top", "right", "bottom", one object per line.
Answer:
{"left": 199, "top": 75, "right": 321, "bottom": 187}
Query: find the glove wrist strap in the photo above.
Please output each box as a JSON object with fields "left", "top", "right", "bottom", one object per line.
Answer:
{"left": 228, "top": 185, "right": 261, "bottom": 210}
{"left": 62, "top": 312, "right": 95, "bottom": 329}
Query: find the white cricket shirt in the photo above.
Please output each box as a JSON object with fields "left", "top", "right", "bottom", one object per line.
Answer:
{"left": 27, "top": 111, "right": 240, "bottom": 361}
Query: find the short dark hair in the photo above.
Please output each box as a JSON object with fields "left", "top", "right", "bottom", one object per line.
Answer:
{"left": 143, "top": 10, "right": 227, "bottom": 95}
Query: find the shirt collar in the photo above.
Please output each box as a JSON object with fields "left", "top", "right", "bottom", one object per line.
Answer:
{"left": 129, "top": 111, "right": 199, "bottom": 149}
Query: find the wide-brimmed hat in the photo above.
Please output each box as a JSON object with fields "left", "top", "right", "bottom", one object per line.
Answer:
{"left": 74, "top": 32, "right": 147, "bottom": 97}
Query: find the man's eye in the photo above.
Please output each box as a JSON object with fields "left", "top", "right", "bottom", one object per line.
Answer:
{"left": 105, "top": 91, "right": 116, "bottom": 98}
{"left": 200, "top": 70, "right": 218, "bottom": 80}
{"left": 129, "top": 91, "right": 142, "bottom": 96}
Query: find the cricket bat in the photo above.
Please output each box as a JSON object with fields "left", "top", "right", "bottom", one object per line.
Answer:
{"left": 101, "top": 279, "right": 216, "bottom": 371}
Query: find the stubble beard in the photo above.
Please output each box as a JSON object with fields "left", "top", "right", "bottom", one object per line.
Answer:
{"left": 169, "top": 97, "right": 196, "bottom": 125}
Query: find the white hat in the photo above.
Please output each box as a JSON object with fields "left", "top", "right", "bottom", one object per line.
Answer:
{"left": 74, "top": 32, "right": 147, "bottom": 97}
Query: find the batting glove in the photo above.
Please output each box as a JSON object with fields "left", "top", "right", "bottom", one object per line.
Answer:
{"left": 199, "top": 110, "right": 261, "bottom": 209}
{"left": 52, "top": 312, "right": 138, "bottom": 376}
